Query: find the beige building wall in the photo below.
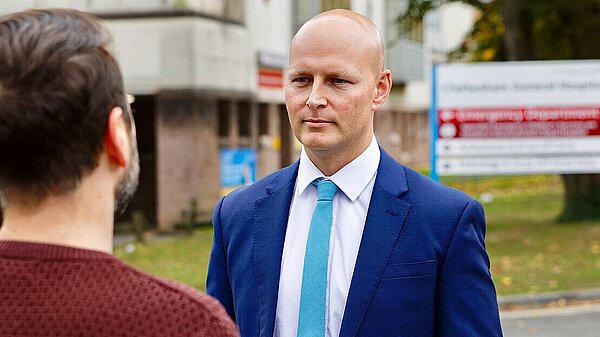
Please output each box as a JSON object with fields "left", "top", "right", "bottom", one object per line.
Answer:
{"left": 0, "top": 0, "right": 443, "bottom": 230}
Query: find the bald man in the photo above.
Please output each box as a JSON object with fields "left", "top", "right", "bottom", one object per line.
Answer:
{"left": 207, "top": 9, "right": 503, "bottom": 337}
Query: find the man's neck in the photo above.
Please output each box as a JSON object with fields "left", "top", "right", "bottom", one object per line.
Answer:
{"left": 305, "top": 134, "right": 374, "bottom": 176}
{"left": 0, "top": 178, "right": 115, "bottom": 253}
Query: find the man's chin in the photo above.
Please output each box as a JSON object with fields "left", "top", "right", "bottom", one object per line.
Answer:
{"left": 299, "top": 133, "right": 338, "bottom": 151}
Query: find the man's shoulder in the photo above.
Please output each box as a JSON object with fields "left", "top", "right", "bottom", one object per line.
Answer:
{"left": 223, "top": 162, "right": 298, "bottom": 203}
{"left": 111, "top": 261, "right": 239, "bottom": 335}
{"left": 403, "top": 165, "right": 474, "bottom": 204}
{"left": 378, "top": 152, "right": 474, "bottom": 206}
{"left": 143, "top": 274, "right": 229, "bottom": 316}
{"left": 0, "top": 253, "right": 238, "bottom": 336}
{"left": 380, "top": 159, "right": 481, "bottom": 226}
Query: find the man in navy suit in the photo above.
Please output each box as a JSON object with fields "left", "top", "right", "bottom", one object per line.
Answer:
{"left": 207, "top": 9, "right": 503, "bottom": 337}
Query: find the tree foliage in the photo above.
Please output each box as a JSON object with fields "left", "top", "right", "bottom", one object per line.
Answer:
{"left": 447, "top": 2, "right": 504, "bottom": 61}
{"left": 398, "top": 0, "right": 600, "bottom": 221}
{"left": 398, "top": 0, "right": 600, "bottom": 61}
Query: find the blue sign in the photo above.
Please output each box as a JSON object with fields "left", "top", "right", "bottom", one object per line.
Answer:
{"left": 220, "top": 148, "right": 257, "bottom": 188}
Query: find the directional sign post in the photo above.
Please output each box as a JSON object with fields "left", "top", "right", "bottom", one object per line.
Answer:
{"left": 431, "top": 60, "right": 600, "bottom": 179}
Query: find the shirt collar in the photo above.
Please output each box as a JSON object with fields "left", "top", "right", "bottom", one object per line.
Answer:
{"left": 296, "top": 135, "right": 380, "bottom": 201}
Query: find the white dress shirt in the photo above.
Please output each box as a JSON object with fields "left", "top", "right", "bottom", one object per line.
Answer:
{"left": 274, "top": 136, "right": 381, "bottom": 337}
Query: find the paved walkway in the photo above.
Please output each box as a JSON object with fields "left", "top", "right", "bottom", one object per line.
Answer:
{"left": 113, "top": 233, "right": 136, "bottom": 247}
{"left": 499, "top": 288, "right": 600, "bottom": 311}
{"left": 501, "top": 303, "right": 600, "bottom": 337}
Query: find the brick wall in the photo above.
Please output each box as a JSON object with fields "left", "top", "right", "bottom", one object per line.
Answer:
{"left": 156, "top": 91, "right": 220, "bottom": 231}
{"left": 375, "top": 109, "right": 430, "bottom": 169}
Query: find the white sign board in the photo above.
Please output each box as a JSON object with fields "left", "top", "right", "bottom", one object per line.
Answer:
{"left": 431, "top": 60, "right": 600, "bottom": 178}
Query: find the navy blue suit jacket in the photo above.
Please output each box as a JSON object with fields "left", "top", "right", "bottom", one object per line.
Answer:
{"left": 207, "top": 149, "right": 503, "bottom": 337}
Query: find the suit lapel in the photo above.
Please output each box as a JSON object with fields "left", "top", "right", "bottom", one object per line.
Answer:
{"left": 253, "top": 162, "right": 299, "bottom": 337}
{"left": 340, "top": 149, "right": 412, "bottom": 337}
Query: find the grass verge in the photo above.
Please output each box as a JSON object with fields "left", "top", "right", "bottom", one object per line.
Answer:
{"left": 115, "top": 175, "right": 600, "bottom": 295}
{"left": 115, "top": 227, "right": 214, "bottom": 290}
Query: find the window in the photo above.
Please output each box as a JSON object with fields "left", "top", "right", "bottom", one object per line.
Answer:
{"left": 293, "top": 0, "right": 350, "bottom": 34}
{"left": 386, "top": 0, "right": 423, "bottom": 43}
{"left": 186, "top": 0, "right": 244, "bottom": 23}
{"left": 237, "top": 101, "right": 251, "bottom": 138}
{"left": 321, "top": 0, "right": 350, "bottom": 11}
{"left": 223, "top": 0, "right": 244, "bottom": 23}
{"left": 218, "top": 100, "right": 230, "bottom": 138}
{"left": 258, "top": 103, "right": 269, "bottom": 136}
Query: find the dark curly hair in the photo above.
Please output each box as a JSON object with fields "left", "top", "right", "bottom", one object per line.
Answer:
{"left": 0, "top": 9, "right": 130, "bottom": 205}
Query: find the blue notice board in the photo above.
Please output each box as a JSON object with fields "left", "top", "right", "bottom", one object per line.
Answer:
{"left": 220, "top": 148, "right": 257, "bottom": 189}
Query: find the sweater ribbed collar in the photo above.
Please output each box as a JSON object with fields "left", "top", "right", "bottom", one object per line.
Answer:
{"left": 0, "top": 240, "right": 115, "bottom": 260}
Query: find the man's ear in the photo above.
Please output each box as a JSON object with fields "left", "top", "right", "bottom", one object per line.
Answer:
{"left": 372, "top": 69, "right": 392, "bottom": 112}
{"left": 104, "top": 107, "right": 130, "bottom": 168}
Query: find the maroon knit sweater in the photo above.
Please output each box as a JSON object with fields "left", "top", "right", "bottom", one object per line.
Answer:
{"left": 0, "top": 240, "right": 239, "bottom": 337}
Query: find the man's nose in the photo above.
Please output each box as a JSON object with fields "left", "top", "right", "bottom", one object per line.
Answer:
{"left": 306, "top": 83, "right": 327, "bottom": 110}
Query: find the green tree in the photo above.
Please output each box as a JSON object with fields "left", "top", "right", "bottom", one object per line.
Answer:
{"left": 399, "top": 0, "right": 600, "bottom": 221}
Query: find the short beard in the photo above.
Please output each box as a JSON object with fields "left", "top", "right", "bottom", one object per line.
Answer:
{"left": 114, "top": 135, "right": 140, "bottom": 218}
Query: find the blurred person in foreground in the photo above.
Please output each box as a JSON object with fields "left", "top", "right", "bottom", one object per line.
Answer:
{"left": 0, "top": 9, "right": 237, "bottom": 337}
{"left": 207, "top": 9, "right": 502, "bottom": 337}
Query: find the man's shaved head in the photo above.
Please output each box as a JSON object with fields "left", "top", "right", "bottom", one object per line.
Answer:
{"left": 285, "top": 8, "right": 392, "bottom": 175}
{"left": 291, "top": 9, "right": 385, "bottom": 73}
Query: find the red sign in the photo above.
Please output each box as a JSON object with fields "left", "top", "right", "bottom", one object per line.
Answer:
{"left": 258, "top": 68, "right": 283, "bottom": 88}
{"left": 438, "top": 106, "right": 600, "bottom": 138}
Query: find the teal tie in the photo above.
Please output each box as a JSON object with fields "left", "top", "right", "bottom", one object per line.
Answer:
{"left": 297, "top": 178, "right": 338, "bottom": 337}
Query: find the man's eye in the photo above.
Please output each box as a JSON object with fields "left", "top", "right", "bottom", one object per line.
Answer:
{"left": 332, "top": 78, "right": 349, "bottom": 84}
{"left": 292, "top": 77, "right": 309, "bottom": 83}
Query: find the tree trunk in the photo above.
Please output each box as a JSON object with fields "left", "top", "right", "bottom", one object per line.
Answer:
{"left": 501, "top": 0, "right": 600, "bottom": 221}
{"left": 559, "top": 0, "right": 600, "bottom": 221}
{"left": 561, "top": 175, "right": 600, "bottom": 221}
{"left": 567, "top": 0, "right": 600, "bottom": 60}
{"left": 500, "top": 0, "right": 535, "bottom": 60}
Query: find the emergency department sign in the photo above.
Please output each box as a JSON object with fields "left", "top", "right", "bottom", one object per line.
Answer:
{"left": 431, "top": 60, "right": 600, "bottom": 178}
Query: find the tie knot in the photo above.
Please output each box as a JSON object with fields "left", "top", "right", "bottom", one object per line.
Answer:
{"left": 312, "top": 178, "right": 338, "bottom": 201}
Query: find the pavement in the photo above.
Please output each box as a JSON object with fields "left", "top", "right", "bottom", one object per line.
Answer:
{"left": 499, "top": 288, "right": 600, "bottom": 311}
{"left": 113, "top": 233, "right": 136, "bottom": 247}
{"left": 501, "top": 303, "right": 600, "bottom": 336}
